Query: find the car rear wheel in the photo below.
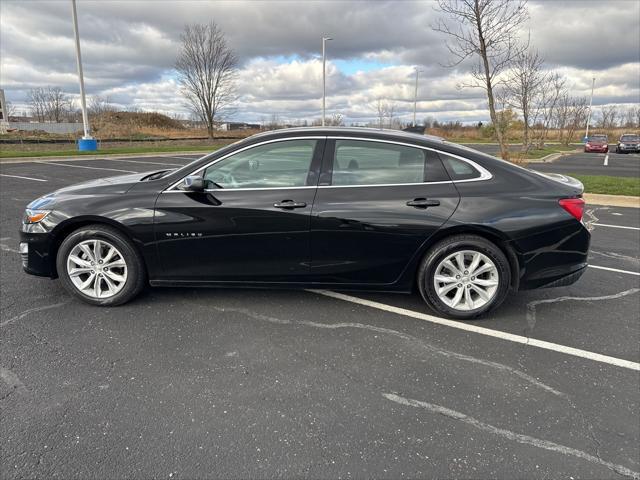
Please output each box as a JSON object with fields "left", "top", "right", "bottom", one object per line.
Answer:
{"left": 56, "top": 224, "right": 146, "bottom": 306}
{"left": 418, "top": 235, "right": 511, "bottom": 319}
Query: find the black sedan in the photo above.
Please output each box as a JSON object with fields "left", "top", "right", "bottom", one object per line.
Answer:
{"left": 19, "top": 128, "right": 590, "bottom": 319}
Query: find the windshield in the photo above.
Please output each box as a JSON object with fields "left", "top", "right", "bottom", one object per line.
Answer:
{"left": 589, "top": 136, "right": 607, "bottom": 142}
{"left": 168, "top": 139, "right": 248, "bottom": 178}
{"left": 621, "top": 135, "right": 639, "bottom": 141}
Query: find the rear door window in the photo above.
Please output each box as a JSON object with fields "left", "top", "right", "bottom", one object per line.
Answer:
{"left": 330, "top": 140, "right": 443, "bottom": 186}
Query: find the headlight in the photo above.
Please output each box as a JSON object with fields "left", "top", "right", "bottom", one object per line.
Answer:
{"left": 620, "top": 143, "right": 625, "bottom": 147}
{"left": 23, "top": 209, "right": 50, "bottom": 224}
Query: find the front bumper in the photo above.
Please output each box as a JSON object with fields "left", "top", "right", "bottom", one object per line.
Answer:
{"left": 617, "top": 145, "right": 640, "bottom": 152}
{"left": 19, "top": 230, "right": 55, "bottom": 277}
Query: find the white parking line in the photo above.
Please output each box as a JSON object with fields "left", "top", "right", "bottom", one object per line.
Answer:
{"left": 0, "top": 174, "right": 47, "bottom": 182}
{"left": 106, "top": 158, "right": 183, "bottom": 167}
{"left": 594, "top": 223, "right": 640, "bottom": 231}
{"left": 168, "top": 156, "right": 201, "bottom": 161}
{"left": 603, "top": 154, "right": 609, "bottom": 166}
{"left": 35, "top": 161, "right": 136, "bottom": 173}
{"left": 589, "top": 264, "right": 640, "bottom": 276}
{"left": 309, "top": 290, "right": 640, "bottom": 371}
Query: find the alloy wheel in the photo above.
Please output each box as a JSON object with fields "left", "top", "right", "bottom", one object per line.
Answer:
{"left": 433, "top": 250, "right": 499, "bottom": 311}
{"left": 66, "top": 239, "right": 128, "bottom": 299}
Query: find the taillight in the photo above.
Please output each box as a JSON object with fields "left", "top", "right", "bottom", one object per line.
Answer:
{"left": 559, "top": 198, "right": 585, "bottom": 221}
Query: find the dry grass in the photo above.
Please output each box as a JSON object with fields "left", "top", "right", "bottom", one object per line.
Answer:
{"left": 427, "top": 126, "right": 639, "bottom": 144}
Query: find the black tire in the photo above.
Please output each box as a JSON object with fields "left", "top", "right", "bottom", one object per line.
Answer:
{"left": 56, "top": 224, "right": 147, "bottom": 306}
{"left": 417, "top": 235, "right": 511, "bottom": 320}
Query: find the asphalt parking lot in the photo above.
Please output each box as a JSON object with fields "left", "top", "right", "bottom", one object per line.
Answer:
{"left": 529, "top": 151, "right": 640, "bottom": 178}
{"left": 469, "top": 144, "right": 640, "bottom": 178}
{"left": 1, "top": 154, "right": 639, "bottom": 479}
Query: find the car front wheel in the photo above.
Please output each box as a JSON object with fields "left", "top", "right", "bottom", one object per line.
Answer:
{"left": 56, "top": 224, "right": 146, "bottom": 306}
{"left": 418, "top": 235, "right": 511, "bottom": 319}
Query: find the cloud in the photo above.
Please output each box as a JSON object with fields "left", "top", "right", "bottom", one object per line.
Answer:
{"left": 1, "top": 0, "right": 638, "bottom": 124}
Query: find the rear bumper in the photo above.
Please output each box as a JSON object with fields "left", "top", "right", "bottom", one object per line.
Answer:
{"left": 512, "top": 222, "right": 591, "bottom": 291}
{"left": 536, "top": 264, "right": 587, "bottom": 289}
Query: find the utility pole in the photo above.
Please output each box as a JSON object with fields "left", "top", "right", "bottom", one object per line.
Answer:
{"left": 322, "top": 36, "right": 332, "bottom": 126}
{"left": 413, "top": 67, "right": 423, "bottom": 127}
{"left": 584, "top": 77, "right": 596, "bottom": 141}
{"left": 71, "top": 0, "right": 96, "bottom": 150}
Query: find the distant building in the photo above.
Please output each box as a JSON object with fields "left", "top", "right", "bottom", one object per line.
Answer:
{"left": 217, "top": 122, "right": 261, "bottom": 131}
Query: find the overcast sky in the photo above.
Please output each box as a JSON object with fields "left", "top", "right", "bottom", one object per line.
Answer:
{"left": 1, "top": 0, "right": 639, "bottom": 124}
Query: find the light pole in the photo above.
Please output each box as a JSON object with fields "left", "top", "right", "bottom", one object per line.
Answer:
{"left": 71, "top": 0, "right": 96, "bottom": 150}
{"left": 322, "top": 36, "right": 332, "bottom": 126}
{"left": 413, "top": 67, "right": 423, "bottom": 127}
{"left": 584, "top": 76, "right": 596, "bottom": 142}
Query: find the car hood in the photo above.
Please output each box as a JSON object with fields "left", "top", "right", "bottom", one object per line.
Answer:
{"left": 53, "top": 171, "right": 160, "bottom": 195}
{"left": 26, "top": 170, "right": 163, "bottom": 211}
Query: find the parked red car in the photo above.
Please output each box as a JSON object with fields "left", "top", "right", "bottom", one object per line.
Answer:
{"left": 584, "top": 135, "right": 608, "bottom": 153}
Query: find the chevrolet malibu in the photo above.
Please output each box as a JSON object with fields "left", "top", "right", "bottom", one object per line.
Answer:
{"left": 20, "top": 128, "right": 590, "bottom": 319}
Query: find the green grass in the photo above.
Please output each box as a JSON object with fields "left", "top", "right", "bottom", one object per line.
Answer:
{"left": 570, "top": 174, "right": 640, "bottom": 197}
{"left": 520, "top": 145, "right": 578, "bottom": 159}
{"left": 0, "top": 144, "right": 224, "bottom": 158}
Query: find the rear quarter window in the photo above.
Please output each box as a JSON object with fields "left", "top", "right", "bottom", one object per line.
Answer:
{"left": 439, "top": 153, "right": 483, "bottom": 181}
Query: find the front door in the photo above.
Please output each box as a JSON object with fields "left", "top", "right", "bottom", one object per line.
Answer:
{"left": 154, "top": 138, "right": 324, "bottom": 282}
{"left": 310, "top": 138, "right": 460, "bottom": 285}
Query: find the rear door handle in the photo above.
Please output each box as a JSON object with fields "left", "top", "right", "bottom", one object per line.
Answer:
{"left": 274, "top": 200, "right": 307, "bottom": 209}
{"left": 406, "top": 198, "right": 440, "bottom": 208}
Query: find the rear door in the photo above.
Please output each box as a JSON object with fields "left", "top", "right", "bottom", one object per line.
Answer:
{"left": 309, "top": 138, "right": 459, "bottom": 285}
{"left": 154, "top": 138, "right": 324, "bottom": 282}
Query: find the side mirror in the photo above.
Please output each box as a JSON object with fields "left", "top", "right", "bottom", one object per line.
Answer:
{"left": 181, "top": 175, "right": 204, "bottom": 192}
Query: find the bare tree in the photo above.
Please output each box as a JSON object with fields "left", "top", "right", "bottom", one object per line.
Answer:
{"left": 28, "top": 87, "right": 49, "bottom": 122}
{"left": 326, "top": 113, "right": 344, "bottom": 126}
{"left": 622, "top": 107, "right": 635, "bottom": 128}
{"left": 28, "top": 87, "right": 73, "bottom": 122}
{"left": 433, "top": 0, "right": 529, "bottom": 159}
{"left": 175, "top": 22, "right": 238, "bottom": 139}
{"left": 598, "top": 105, "right": 619, "bottom": 129}
{"left": 385, "top": 102, "right": 398, "bottom": 128}
{"left": 46, "top": 87, "right": 71, "bottom": 122}
{"left": 265, "top": 113, "right": 282, "bottom": 130}
{"left": 504, "top": 48, "right": 545, "bottom": 150}
{"left": 374, "top": 98, "right": 386, "bottom": 129}
{"left": 568, "top": 97, "right": 588, "bottom": 144}
{"left": 89, "top": 95, "right": 116, "bottom": 116}
{"left": 3, "top": 100, "right": 16, "bottom": 120}
{"left": 533, "top": 72, "right": 565, "bottom": 147}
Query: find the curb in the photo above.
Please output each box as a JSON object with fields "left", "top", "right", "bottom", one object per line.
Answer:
{"left": 526, "top": 149, "right": 579, "bottom": 164}
{"left": 0, "top": 150, "right": 213, "bottom": 164}
{"left": 584, "top": 193, "right": 639, "bottom": 208}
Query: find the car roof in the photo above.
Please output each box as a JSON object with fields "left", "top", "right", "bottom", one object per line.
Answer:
{"left": 244, "top": 126, "right": 446, "bottom": 146}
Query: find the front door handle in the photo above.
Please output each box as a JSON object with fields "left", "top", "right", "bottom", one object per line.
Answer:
{"left": 406, "top": 198, "right": 440, "bottom": 208}
{"left": 274, "top": 200, "right": 307, "bottom": 209}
